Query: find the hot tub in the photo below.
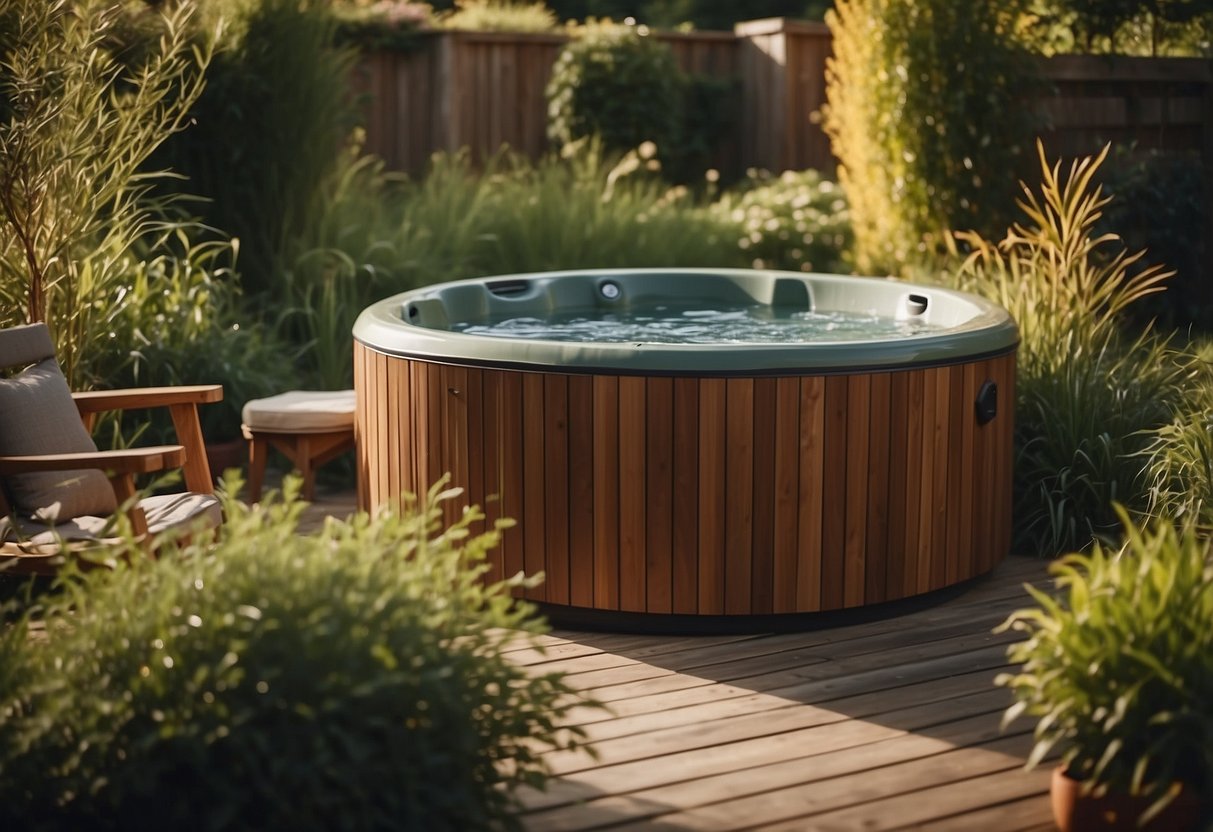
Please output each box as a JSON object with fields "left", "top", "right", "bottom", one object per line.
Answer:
{"left": 353, "top": 269, "right": 1017, "bottom": 619}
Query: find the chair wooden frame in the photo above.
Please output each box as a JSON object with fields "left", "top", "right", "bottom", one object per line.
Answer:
{"left": 0, "top": 385, "right": 222, "bottom": 554}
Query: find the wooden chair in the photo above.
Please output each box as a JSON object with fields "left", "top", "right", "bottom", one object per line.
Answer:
{"left": 0, "top": 322, "right": 223, "bottom": 573}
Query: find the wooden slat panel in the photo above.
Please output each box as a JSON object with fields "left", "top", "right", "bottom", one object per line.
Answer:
{"left": 672, "top": 378, "right": 700, "bottom": 615}
{"left": 442, "top": 364, "right": 469, "bottom": 528}
{"left": 996, "top": 354, "right": 1017, "bottom": 561}
{"left": 619, "top": 377, "right": 647, "bottom": 612}
{"left": 945, "top": 364, "right": 966, "bottom": 584}
{"left": 409, "top": 360, "right": 428, "bottom": 501}
{"left": 977, "top": 360, "right": 998, "bottom": 574}
{"left": 821, "top": 375, "right": 848, "bottom": 610}
{"left": 499, "top": 371, "right": 525, "bottom": 595}
{"left": 930, "top": 366, "right": 952, "bottom": 591}
{"left": 593, "top": 376, "right": 620, "bottom": 610}
{"left": 903, "top": 369, "right": 926, "bottom": 599}
{"left": 772, "top": 378, "right": 800, "bottom": 614}
{"left": 958, "top": 362, "right": 978, "bottom": 581}
{"left": 884, "top": 371, "right": 909, "bottom": 601}
{"left": 426, "top": 359, "right": 445, "bottom": 492}
{"left": 646, "top": 377, "right": 674, "bottom": 614}
{"left": 481, "top": 369, "right": 504, "bottom": 585}
{"left": 797, "top": 377, "right": 826, "bottom": 611}
{"left": 698, "top": 379, "right": 726, "bottom": 614}
{"left": 544, "top": 374, "right": 570, "bottom": 606}
{"left": 751, "top": 378, "right": 777, "bottom": 615}
{"left": 522, "top": 373, "right": 547, "bottom": 598}
{"left": 844, "top": 374, "right": 870, "bottom": 608}
{"left": 915, "top": 368, "right": 938, "bottom": 595}
{"left": 864, "top": 372, "right": 891, "bottom": 604}
{"left": 568, "top": 375, "right": 596, "bottom": 607}
{"left": 465, "top": 367, "right": 485, "bottom": 529}
{"left": 725, "top": 379, "right": 755, "bottom": 614}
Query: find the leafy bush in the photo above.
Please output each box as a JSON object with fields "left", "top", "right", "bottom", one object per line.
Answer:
{"left": 151, "top": 0, "right": 358, "bottom": 299}
{"left": 1099, "top": 149, "right": 1208, "bottom": 328}
{"left": 439, "top": 0, "right": 559, "bottom": 31}
{"left": 997, "top": 511, "right": 1213, "bottom": 818}
{"left": 953, "top": 143, "right": 1183, "bottom": 555}
{"left": 332, "top": 1, "right": 434, "bottom": 51}
{"left": 1025, "top": 0, "right": 1213, "bottom": 56}
{"left": 1145, "top": 341, "right": 1213, "bottom": 531}
{"left": 0, "top": 0, "right": 213, "bottom": 387}
{"left": 546, "top": 22, "right": 683, "bottom": 163}
{"left": 824, "top": 0, "right": 1035, "bottom": 274}
{"left": 0, "top": 479, "right": 595, "bottom": 831}
{"left": 91, "top": 233, "right": 291, "bottom": 440}
{"left": 709, "top": 168, "right": 853, "bottom": 273}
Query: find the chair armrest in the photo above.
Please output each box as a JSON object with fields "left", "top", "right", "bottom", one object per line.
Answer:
{"left": 72, "top": 385, "right": 224, "bottom": 414}
{"left": 0, "top": 446, "right": 186, "bottom": 476}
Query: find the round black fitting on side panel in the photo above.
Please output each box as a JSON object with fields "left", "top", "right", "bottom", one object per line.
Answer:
{"left": 975, "top": 380, "right": 998, "bottom": 424}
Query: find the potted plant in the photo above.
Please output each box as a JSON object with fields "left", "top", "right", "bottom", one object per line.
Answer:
{"left": 996, "top": 510, "right": 1212, "bottom": 831}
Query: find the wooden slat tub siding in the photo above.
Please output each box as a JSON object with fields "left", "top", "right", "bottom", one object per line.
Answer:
{"left": 884, "top": 370, "right": 910, "bottom": 602}
{"left": 568, "top": 376, "right": 596, "bottom": 608}
{"left": 958, "top": 362, "right": 978, "bottom": 582}
{"left": 499, "top": 371, "right": 526, "bottom": 596}
{"left": 593, "top": 375, "right": 621, "bottom": 610}
{"left": 864, "top": 372, "right": 891, "bottom": 605}
{"left": 544, "top": 374, "right": 570, "bottom": 606}
{"left": 619, "top": 377, "right": 648, "bottom": 612}
{"left": 930, "top": 365, "right": 953, "bottom": 592}
{"left": 751, "top": 378, "right": 778, "bottom": 615}
{"left": 356, "top": 351, "right": 1016, "bottom": 616}
{"left": 772, "top": 377, "right": 801, "bottom": 614}
{"left": 796, "top": 376, "right": 826, "bottom": 612}
{"left": 672, "top": 378, "right": 700, "bottom": 615}
{"left": 843, "top": 373, "right": 871, "bottom": 608}
{"left": 820, "top": 375, "right": 849, "bottom": 610}
{"left": 724, "top": 379, "right": 755, "bottom": 615}
{"left": 646, "top": 377, "right": 675, "bottom": 614}
{"left": 522, "top": 373, "right": 547, "bottom": 599}
{"left": 698, "top": 379, "right": 727, "bottom": 614}
{"left": 481, "top": 369, "right": 504, "bottom": 585}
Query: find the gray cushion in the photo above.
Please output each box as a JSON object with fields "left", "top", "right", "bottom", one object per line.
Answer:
{"left": 0, "top": 492, "right": 222, "bottom": 550}
{"left": 0, "top": 357, "right": 118, "bottom": 521}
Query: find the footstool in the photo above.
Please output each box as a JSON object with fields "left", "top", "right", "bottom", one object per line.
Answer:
{"left": 241, "top": 390, "right": 356, "bottom": 502}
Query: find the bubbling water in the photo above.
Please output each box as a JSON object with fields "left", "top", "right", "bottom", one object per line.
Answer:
{"left": 450, "top": 304, "right": 942, "bottom": 344}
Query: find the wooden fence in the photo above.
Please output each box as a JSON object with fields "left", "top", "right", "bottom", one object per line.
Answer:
{"left": 350, "top": 18, "right": 1213, "bottom": 179}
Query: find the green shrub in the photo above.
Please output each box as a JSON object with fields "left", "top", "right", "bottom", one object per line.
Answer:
{"left": 331, "top": 1, "right": 433, "bottom": 51}
{"left": 709, "top": 168, "right": 853, "bottom": 273}
{"left": 0, "top": 479, "right": 595, "bottom": 831}
{"left": 546, "top": 23, "right": 683, "bottom": 163}
{"left": 1144, "top": 340, "right": 1213, "bottom": 531}
{"left": 953, "top": 143, "right": 1182, "bottom": 555}
{"left": 90, "top": 232, "right": 292, "bottom": 440}
{"left": 0, "top": 0, "right": 214, "bottom": 387}
{"left": 151, "top": 0, "right": 358, "bottom": 298}
{"left": 1099, "top": 149, "right": 1208, "bottom": 328}
{"left": 997, "top": 511, "right": 1213, "bottom": 817}
{"left": 824, "top": 0, "right": 1035, "bottom": 274}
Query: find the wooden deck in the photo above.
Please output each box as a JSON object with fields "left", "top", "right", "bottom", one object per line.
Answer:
{"left": 299, "top": 491, "right": 1056, "bottom": 829}
{"left": 508, "top": 554, "right": 1056, "bottom": 831}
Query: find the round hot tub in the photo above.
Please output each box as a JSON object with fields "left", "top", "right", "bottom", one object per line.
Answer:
{"left": 353, "top": 269, "right": 1017, "bottom": 619}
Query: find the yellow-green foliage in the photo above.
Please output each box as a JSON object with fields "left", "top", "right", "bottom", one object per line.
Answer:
{"left": 954, "top": 143, "right": 1183, "bottom": 554}
{"left": 439, "top": 0, "right": 558, "bottom": 32}
{"left": 824, "top": 0, "right": 1033, "bottom": 275}
{"left": 0, "top": 478, "right": 596, "bottom": 831}
{"left": 0, "top": 0, "right": 214, "bottom": 387}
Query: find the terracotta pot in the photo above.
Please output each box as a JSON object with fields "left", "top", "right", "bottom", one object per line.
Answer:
{"left": 1051, "top": 766, "right": 1203, "bottom": 832}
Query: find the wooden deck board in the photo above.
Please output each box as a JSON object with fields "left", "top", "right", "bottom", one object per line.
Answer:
{"left": 514, "top": 554, "right": 1054, "bottom": 831}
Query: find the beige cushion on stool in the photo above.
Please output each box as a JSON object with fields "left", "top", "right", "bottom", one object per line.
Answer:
{"left": 241, "top": 390, "right": 356, "bottom": 433}
{"left": 241, "top": 390, "right": 356, "bottom": 502}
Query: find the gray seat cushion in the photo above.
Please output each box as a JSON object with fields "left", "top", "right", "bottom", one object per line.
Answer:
{"left": 0, "top": 357, "right": 118, "bottom": 521}
{"left": 0, "top": 492, "right": 222, "bottom": 551}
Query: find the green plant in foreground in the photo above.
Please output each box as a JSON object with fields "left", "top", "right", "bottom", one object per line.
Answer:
{"left": 997, "top": 510, "right": 1213, "bottom": 820}
{"left": 1144, "top": 340, "right": 1213, "bottom": 532}
{"left": 953, "top": 142, "right": 1181, "bottom": 554}
{"left": 0, "top": 478, "right": 595, "bottom": 831}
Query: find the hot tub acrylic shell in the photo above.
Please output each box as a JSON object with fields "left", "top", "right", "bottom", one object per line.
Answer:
{"left": 354, "top": 269, "right": 1018, "bottom": 617}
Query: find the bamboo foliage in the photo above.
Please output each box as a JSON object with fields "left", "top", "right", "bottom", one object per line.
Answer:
{"left": 0, "top": 0, "right": 215, "bottom": 386}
